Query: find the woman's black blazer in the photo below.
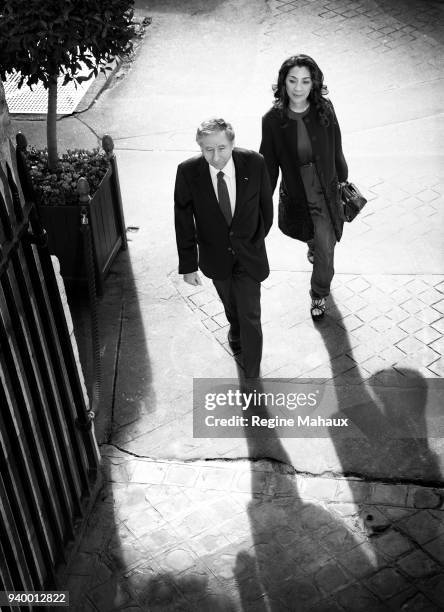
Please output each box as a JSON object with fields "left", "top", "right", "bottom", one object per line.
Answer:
{"left": 260, "top": 104, "right": 348, "bottom": 242}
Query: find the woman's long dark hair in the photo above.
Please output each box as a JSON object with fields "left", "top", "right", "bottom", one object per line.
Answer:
{"left": 272, "top": 54, "right": 332, "bottom": 126}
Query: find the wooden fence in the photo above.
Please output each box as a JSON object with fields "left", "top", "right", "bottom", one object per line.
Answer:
{"left": 0, "top": 140, "right": 101, "bottom": 608}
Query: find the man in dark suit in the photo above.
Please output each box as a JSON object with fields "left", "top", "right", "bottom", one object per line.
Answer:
{"left": 174, "top": 118, "right": 273, "bottom": 378}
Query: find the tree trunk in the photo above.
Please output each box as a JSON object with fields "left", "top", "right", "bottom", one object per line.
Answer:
{"left": 47, "top": 74, "right": 58, "bottom": 171}
{"left": 0, "top": 80, "right": 13, "bottom": 168}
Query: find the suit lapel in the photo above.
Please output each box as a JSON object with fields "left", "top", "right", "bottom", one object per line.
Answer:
{"left": 194, "top": 156, "right": 222, "bottom": 212}
{"left": 233, "top": 150, "right": 248, "bottom": 220}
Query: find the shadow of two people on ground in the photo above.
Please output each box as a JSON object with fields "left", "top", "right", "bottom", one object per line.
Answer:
{"left": 233, "top": 296, "right": 441, "bottom": 611}
{"left": 76, "top": 293, "right": 441, "bottom": 611}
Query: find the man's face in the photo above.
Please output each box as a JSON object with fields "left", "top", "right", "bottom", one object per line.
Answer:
{"left": 199, "top": 131, "right": 234, "bottom": 171}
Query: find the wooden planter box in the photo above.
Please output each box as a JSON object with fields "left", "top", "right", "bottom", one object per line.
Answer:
{"left": 37, "top": 144, "right": 127, "bottom": 296}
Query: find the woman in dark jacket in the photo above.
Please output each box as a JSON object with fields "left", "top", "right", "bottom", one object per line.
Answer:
{"left": 260, "top": 54, "right": 348, "bottom": 320}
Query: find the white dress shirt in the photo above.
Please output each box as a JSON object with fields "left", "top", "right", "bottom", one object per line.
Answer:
{"left": 209, "top": 157, "right": 236, "bottom": 217}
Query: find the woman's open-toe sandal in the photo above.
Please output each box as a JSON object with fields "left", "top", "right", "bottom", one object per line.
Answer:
{"left": 310, "top": 296, "right": 326, "bottom": 321}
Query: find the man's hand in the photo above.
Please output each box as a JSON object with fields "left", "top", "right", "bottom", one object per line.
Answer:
{"left": 183, "top": 272, "right": 202, "bottom": 286}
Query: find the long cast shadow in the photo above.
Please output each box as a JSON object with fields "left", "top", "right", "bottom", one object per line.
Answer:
{"left": 233, "top": 291, "right": 442, "bottom": 610}
{"left": 315, "top": 296, "right": 442, "bottom": 482}
{"left": 60, "top": 226, "right": 156, "bottom": 608}
{"left": 67, "top": 230, "right": 241, "bottom": 610}
{"left": 233, "top": 380, "right": 384, "bottom": 611}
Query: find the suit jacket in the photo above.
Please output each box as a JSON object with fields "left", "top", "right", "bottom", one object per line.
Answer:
{"left": 174, "top": 148, "right": 273, "bottom": 282}
{"left": 260, "top": 104, "right": 348, "bottom": 242}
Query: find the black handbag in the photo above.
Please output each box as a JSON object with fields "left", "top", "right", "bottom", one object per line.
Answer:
{"left": 340, "top": 181, "right": 367, "bottom": 222}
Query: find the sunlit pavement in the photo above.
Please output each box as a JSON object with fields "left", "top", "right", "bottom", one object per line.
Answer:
{"left": 11, "top": 0, "right": 444, "bottom": 609}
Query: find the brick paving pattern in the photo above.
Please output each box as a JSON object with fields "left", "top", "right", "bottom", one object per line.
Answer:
{"left": 177, "top": 270, "right": 444, "bottom": 380}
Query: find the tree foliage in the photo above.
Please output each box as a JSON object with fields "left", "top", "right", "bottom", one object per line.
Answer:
{"left": 0, "top": 0, "right": 135, "bottom": 170}
{"left": 0, "top": 0, "right": 135, "bottom": 88}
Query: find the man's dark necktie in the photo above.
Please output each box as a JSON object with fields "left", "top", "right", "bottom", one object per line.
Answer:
{"left": 217, "top": 171, "right": 232, "bottom": 225}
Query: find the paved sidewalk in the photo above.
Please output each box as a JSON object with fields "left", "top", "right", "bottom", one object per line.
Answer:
{"left": 10, "top": 0, "right": 444, "bottom": 609}
{"left": 60, "top": 451, "right": 444, "bottom": 611}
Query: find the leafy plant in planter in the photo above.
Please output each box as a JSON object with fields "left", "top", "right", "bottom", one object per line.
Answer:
{"left": 25, "top": 146, "right": 109, "bottom": 206}
{"left": 0, "top": 0, "right": 135, "bottom": 171}
{"left": 15, "top": 132, "right": 128, "bottom": 297}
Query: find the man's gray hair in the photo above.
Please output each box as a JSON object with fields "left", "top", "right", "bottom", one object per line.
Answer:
{"left": 196, "top": 117, "right": 235, "bottom": 144}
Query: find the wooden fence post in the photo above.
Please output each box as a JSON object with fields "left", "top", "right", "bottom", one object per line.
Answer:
{"left": 102, "top": 134, "right": 127, "bottom": 250}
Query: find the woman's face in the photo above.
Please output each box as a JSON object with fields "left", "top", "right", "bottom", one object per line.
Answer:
{"left": 285, "top": 65, "right": 312, "bottom": 107}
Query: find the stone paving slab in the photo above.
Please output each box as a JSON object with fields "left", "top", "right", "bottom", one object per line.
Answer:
{"left": 263, "top": 154, "right": 444, "bottom": 276}
{"left": 175, "top": 270, "right": 444, "bottom": 380}
{"left": 59, "top": 452, "right": 444, "bottom": 611}
{"left": 103, "top": 265, "right": 444, "bottom": 481}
